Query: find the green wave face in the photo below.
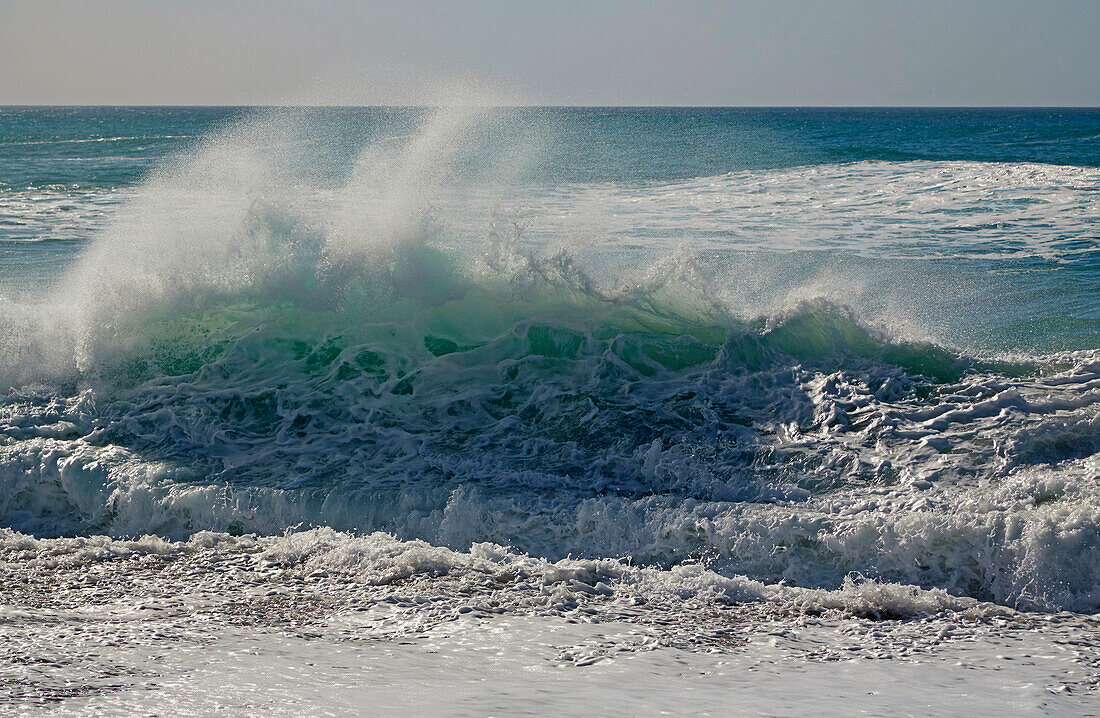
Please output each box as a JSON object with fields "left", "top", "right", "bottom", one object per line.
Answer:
{"left": 71, "top": 240, "right": 992, "bottom": 504}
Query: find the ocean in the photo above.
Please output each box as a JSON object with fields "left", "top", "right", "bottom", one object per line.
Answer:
{"left": 3, "top": 106, "right": 1100, "bottom": 715}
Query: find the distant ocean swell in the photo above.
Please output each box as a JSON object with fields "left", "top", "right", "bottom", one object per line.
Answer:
{"left": 1, "top": 108, "right": 1099, "bottom": 613}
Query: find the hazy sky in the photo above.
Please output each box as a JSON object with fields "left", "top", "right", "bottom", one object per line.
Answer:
{"left": 2, "top": 0, "right": 1098, "bottom": 106}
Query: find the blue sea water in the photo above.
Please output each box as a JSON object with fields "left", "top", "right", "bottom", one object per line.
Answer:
{"left": 1, "top": 106, "right": 1099, "bottom": 611}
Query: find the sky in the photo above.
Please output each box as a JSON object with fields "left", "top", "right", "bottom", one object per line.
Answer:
{"left": 2, "top": 0, "right": 1098, "bottom": 106}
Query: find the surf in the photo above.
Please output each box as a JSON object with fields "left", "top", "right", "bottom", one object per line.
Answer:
{"left": 1, "top": 106, "right": 1099, "bottom": 613}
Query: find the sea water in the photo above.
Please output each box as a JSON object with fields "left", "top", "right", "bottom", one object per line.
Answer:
{"left": 2, "top": 106, "right": 1099, "bottom": 714}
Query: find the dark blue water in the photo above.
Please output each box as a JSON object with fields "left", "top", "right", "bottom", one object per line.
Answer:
{"left": 2, "top": 107, "right": 1099, "bottom": 189}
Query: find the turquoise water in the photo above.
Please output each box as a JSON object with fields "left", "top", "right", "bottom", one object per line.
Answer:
{"left": 1, "top": 107, "right": 1099, "bottom": 610}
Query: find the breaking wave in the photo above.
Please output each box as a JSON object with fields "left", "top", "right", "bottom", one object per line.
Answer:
{"left": 2, "top": 106, "right": 1100, "bottom": 613}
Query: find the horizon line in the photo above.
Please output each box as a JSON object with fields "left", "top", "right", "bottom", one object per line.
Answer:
{"left": 2, "top": 104, "right": 1099, "bottom": 110}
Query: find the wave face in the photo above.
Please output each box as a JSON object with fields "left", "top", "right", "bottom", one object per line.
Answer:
{"left": 2, "top": 107, "right": 1100, "bottom": 613}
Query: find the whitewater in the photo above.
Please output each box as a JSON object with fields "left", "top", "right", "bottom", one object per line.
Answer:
{"left": 2, "top": 105, "right": 1099, "bottom": 715}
